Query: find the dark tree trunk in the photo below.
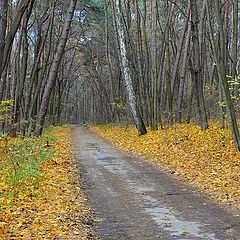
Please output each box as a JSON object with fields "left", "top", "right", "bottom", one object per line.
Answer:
{"left": 0, "top": 0, "right": 8, "bottom": 77}
{"left": 36, "top": 0, "right": 77, "bottom": 136}
{"left": 190, "top": 0, "right": 208, "bottom": 130}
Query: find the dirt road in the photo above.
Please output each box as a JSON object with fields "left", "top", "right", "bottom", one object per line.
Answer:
{"left": 72, "top": 126, "right": 240, "bottom": 240}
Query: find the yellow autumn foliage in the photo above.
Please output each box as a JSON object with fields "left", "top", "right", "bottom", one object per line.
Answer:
{"left": 90, "top": 122, "right": 240, "bottom": 212}
{"left": 0, "top": 126, "right": 94, "bottom": 239}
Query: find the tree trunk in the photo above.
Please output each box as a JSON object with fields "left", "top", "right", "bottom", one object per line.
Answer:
{"left": 0, "top": 0, "right": 35, "bottom": 101}
{"left": 35, "top": 0, "right": 77, "bottom": 136}
{"left": 190, "top": 0, "right": 208, "bottom": 130}
{"left": 0, "top": 0, "right": 8, "bottom": 77}
{"left": 207, "top": 0, "right": 240, "bottom": 151}
{"left": 114, "top": 0, "right": 147, "bottom": 135}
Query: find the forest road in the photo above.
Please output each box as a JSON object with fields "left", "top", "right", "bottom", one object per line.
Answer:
{"left": 71, "top": 126, "right": 240, "bottom": 240}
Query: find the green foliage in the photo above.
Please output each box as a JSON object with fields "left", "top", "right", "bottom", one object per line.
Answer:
{"left": 0, "top": 100, "right": 13, "bottom": 113}
{"left": 38, "top": 149, "right": 57, "bottom": 160}
{"left": 0, "top": 135, "right": 56, "bottom": 199}
{"left": 217, "top": 75, "right": 240, "bottom": 108}
{"left": 0, "top": 99, "right": 13, "bottom": 122}
{"left": 226, "top": 75, "right": 240, "bottom": 86}
{"left": 44, "top": 134, "right": 56, "bottom": 144}
{"left": 42, "top": 126, "right": 66, "bottom": 146}
{"left": 218, "top": 101, "right": 226, "bottom": 107}
{"left": 227, "top": 75, "right": 240, "bottom": 102}
{"left": 6, "top": 138, "right": 41, "bottom": 188}
{"left": 0, "top": 131, "right": 7, "bottom": 139}
{"left": 111, "top": 101, "right": 127, "bottom": 111}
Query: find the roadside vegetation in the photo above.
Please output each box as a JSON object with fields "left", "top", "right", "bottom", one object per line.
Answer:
{"left": 91, "top": 122, "right": 240, "bottom": 213}
{"left": 0, "top": 126, "right": 95, "bottom": 239}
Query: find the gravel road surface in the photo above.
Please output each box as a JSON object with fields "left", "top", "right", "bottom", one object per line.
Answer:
{"left": 72, "top": 126, "right": 240, "bottom": 240}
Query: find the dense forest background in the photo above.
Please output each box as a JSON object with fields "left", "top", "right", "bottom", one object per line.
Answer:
{"left": 1, "top": 0, "right": 240, "bottom": 149}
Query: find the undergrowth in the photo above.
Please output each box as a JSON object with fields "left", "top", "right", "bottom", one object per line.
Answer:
{"left": 0, "top": 126, "right": 57, "bottom": 210}
{"left": 0, "top": 125, "right": 94, "bottom": 239}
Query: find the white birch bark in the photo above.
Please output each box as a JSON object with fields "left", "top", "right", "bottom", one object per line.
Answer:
{"left": 115, "top": 0, "right": 145, "bottom": 135}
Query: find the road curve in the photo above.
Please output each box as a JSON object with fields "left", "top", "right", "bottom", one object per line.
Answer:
{"left": 72, "top": 126, "right": 240, "bottom": 240}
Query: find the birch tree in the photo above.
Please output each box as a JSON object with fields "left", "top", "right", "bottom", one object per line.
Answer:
{"left": 112, "top": 0, "right": 147, "bottom": 135}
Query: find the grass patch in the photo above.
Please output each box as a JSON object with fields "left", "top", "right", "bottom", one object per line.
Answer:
{"left": 0, "top": 127, "right": 59, "bottom": 206}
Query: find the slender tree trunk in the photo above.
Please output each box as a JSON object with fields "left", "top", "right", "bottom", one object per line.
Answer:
{"left": 190, "top": 0, "right": 208, "bottom": 130}
{"left": 171, "top": 4, "right": 190, "bottom": 99}
{"left": 13, "top": 1, "right": 35, "bottom": 134}
{"left": 28, "top": 0, "right": 56, "bottom": 129}
{"left": 104, "top": 0, "right": 117, "bottom": 121}
{"left": 149, "top": 0, "right": 158, "bottom": 130}
{"left": 176, "top": 21, "right": 191, "bottom": 123}
{"left": 207, "top": 0, "right": 240, "bottom": 151}
{"left": 35, "top": 0, "right": 77, "bottom": 136}
{"left": 231, "top": 0, "right": 238, "bottom": 77}
{"left": 0, "top": 0, "right": 35, "bottom": 101}
{"left": 114, "top": 0, "right": 147, "bottom": 135}
{"left": 0, "top": 0, "right": 8, "bottom": 77}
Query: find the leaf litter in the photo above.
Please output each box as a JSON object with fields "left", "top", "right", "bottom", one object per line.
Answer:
{"left": 0, "top": 126, "right": 97, "bottom": 239}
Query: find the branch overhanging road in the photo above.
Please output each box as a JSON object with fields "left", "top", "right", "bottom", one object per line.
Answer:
{"left": 72, "top": 126, "right": 240, "bottom": 240}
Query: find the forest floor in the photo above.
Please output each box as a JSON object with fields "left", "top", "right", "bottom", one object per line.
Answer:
{"left": 90, "top": 122, "right": 240, "bottom": 213}
{"left": 1, "top": 123, "right": 240, "bottom": 239}
{"left": 0, "top": 126, "right": 96, "bottom": 239}
{"left": 74, "top": 125, "right": 240, "bottom": 240}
